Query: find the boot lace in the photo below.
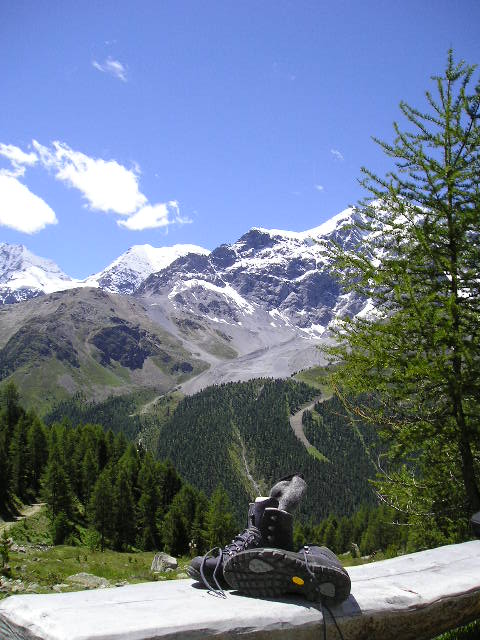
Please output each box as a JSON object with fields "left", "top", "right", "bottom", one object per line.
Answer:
{"left": 199, "top": 526, "right": 263, "bottom": 597}
{"left": 302, "top": 546, "right": 345, "bottom": 640}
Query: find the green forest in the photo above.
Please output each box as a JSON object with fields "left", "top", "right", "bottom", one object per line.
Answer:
{"left": 156, "top": 378, "right": 381, "bottom": 523}
{"left": 0, "top": 378, "right": 416, "bottom": 563}
{"left": 0, "top": 382, "right": 240, "bottom": 557}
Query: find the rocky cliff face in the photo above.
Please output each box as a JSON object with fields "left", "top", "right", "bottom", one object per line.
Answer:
{"left": 138, "top": 207, "right": 369, "bottom": 335}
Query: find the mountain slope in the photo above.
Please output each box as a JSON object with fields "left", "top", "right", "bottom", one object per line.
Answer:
{"left": 0, "top": 242, "right": 210, "bottom": 302}
{"left": 1, "top": 207, "right": 373, "bottom": 398}
{"left": 85, "top": 243, "right": 210, "bottom": 295}
{"left": 0, "top": 287, "right": 207, "bottom": 411}
{"left": 157, "top": 379, "right": 380, "bottom": 523}
{"left": 138, "top": 207, "right": 369, "bottom": 335}
{"left": 0, "top": 243, "right": 80, "bottom": 303}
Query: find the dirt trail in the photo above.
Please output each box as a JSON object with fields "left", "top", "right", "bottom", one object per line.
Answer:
{"left": 0, "top": 503, "right": 45, "bottom": 533}
{"left": 289, "top": 397, "right": 323, "bottom": 449}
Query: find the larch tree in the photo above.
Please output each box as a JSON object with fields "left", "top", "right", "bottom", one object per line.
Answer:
{"left": 323, "top": 51, "right": 480, "bottom": 544}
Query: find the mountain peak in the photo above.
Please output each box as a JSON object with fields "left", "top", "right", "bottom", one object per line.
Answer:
{"left": 86, "top": 242, "right": 211, "bottom": 295}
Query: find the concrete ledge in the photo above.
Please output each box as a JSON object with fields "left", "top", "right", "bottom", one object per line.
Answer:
{"left": 1, "top": 541, "right": 480, "bottom": 640}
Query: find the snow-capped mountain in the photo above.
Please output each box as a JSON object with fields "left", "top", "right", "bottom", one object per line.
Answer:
{"left": 138, "top": 207, "right": 369, "bottom": 336}
{"left": 1, "top": 207, "right": 373, "bottom": 396}
{"left": 0, "top": 243, "right": 81, "bottom": 304}
{"left": 0, "top": 242, "right": 210, "bottom": 302}
{"left": 85, "top": 244, "right": 210, "bottom": 295}
{"left": 1, "top": 206, "right": 370, "bottom": 338}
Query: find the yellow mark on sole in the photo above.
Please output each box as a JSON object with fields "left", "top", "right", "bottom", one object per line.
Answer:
{"left": 292, "top": 576, "right": 304, "bottom": 586}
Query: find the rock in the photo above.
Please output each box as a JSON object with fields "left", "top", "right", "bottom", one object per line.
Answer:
{"left": 176, "top": 572, "right": 188, "bottom": 579}
{"left": 115, "top": 581, "right": 128, "bottom": 588}
{"left": 52, "top": 584, "right": 69, "bottom": 593}
{"left": 66, "top": 573, "right": 111, "bottom": 589}
{"left": 164, "top": 568, "right": 173, "bottom": 574}
{"left": 10, "top": 581, "right": 25, "bottom": 594}
{"left": 150, "top": 553, "right": 177, "bottom": 572}
{"left": 3, "top": 541, "right": 480, "bottom": 640}
{"left": 26, "top": 583, "right": 40, "bottom": 593}
{"left": 10, "top": 544, "right": 26, "bottom": 553}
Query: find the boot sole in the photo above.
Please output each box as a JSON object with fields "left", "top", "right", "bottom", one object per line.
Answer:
{"left": 223, "top": 548, "right": 351, "bottom": 602}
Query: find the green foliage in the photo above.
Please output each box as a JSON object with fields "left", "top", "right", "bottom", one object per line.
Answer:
{"left": 44, "top": 393, "right": 145, "bottom": 440}
{"left": 322, "top": 51, "right": 480, "bottom": 542}
{"left": 81, "top": 528, "right": 102, "bottom": 552}
{"left": 42, "top": 443, "right": 75, "bottom": 521}
{"left": 162, "top": 484, "right": 207, "bottom": 556}
{"left": 310, "top": 503, "right": 409, "bottom": 557}
{"left": 435, "top": 620, "right": 480, "bottom": 640}
{"left": 50, "top": 511, "right": 71, "bottom": 545}
{"left": 158, "top": 378, "right": 379, "bottom": 522}
{"left": 112, "top": 467, "right": 136, "bottom": 550}
{"left": 203, "top": 485, "right": 237, "bottom": 549}
{"left": 88, "top": 470, "right": 114, "bottom": 552}
{"left": 0, "top": 528, "right": 12, "bottom": 569}
{"left": 0, "top": 382, "right": 219, "bottom": 555}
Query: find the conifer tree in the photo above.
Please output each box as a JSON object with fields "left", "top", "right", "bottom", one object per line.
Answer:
{"left": 203, "top": 485, "right": 237, "bottom": 548}
{"left": 158, "top": 459, "right": 182, "bottom": 515}
{"left": 9, "top": 415, "right": 31, "bottom": 501}
{"left": 323, "top": 51, "right": 480, "bottom": 542}
{"left": 113, "top": 466, "right": 136, "bottom": 550}
{"left": 0, "top": 431, "right": 10, "bottom": 512}
{"left": 0, "top": 382, "right": 23, "bottom": 435}
{"left": 81, "top": 448, "right": 99, "bottom": 504}
{"left": 88, "top": 469, "right": 114, "bottom": 552}
{"left": 191, "top": 491, "right": 209, "bottom": 554}
{"left": 27, "top": 416, "right": 48, "bottom": 496}
{"left": 137, "top": 453, "right": 161, "bottom": 550}
{"left": 42, "top": 443, "right": 74, "bottom": 521}
{"left": 162, "top": 484, "right": 200, "bottom": 556}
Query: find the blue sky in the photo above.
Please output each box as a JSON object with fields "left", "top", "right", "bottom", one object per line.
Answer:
{"left": 1, "top": 1, "right": 479, "bottom": 278}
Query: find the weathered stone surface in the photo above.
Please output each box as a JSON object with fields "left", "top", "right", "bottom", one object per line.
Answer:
{"left": 1, "top": 541, "right": 480, "bottom": 640}
{"left": 65, "top": 573, "right": 110, "bottom": 589}
{"left": 151, "top": 553, "right": 177, "bottom": 572}
{"left": 52, "top": 584, "right": 69, "bottom": 593}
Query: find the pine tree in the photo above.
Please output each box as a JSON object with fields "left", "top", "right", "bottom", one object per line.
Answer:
{"left": 88, "top": 469, "right": 114, "bottom": 552}
{"left": 9, "top": 415, "right": 31, "bottom": 501}
{"left": 113, "top": 466, "right": 136, "bottom": 550}
{"left": 42, "top": 443, "right": 74, "bottom": 521}
{"left": 323, "top": 51, "right": 480, "bottom": 542}
{"left": 81, "top": 448, "right": 99, "bottom": 504}
{"left": 0, "top": 382, "right": 23, "bottom": 436}
{"left": 137, "top": 454, "right": 161, "bottom": 550}
{"left": 162, "top": 484, "right": 200, "bottom": 556}
{"left": 0, "top": 430, "right": 10, "bottom": 513}
{"left": 203, "top": 485, "right": 237, "bottom": 549}
{"left": 27, "top": 416, "right": 48, "bottom": 496}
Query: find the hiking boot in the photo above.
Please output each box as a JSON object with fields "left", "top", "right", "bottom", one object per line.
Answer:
{"left": 187, "top": 473, "right": 306, "bottom": 588}
{"left": 223, "top": 544, "right": 351, "bottom": 602}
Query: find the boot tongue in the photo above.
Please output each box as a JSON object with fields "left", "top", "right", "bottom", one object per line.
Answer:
{"left": 248, "top": 496, "right": 278, "bottom": 527}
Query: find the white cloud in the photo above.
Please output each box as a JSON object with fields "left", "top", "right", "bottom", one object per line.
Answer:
{"left": 314, "top": 184, "right": 324, "bottom": 192}
{"left": 33, "top": 140, "right": 146, "bottom": 215}
{"left": 0, "top": 139, "right": 187, "bottom": 233}
{"left": 0, "top": 175, "right": 58, "bottom": 233}
{"left": 92, "top": 57, "right": 127, "bottom": 82}
{"left": 0, "top": 143, "right": 38, "bottom": 177}
{"left": 118, "top": 200, "right": 191, "bottom": 231}
{"left": 330, "top": 149, "right": 344, "bottom": 162}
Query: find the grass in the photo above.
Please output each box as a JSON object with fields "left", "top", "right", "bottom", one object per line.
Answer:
{"left": 294, "top": 365, "right": 333, "bottom": 394}
{"left": 306, "top": 445, "right": 329, "bottom": 462}
{"left": 0, "top": 506, "right": 190, "bottom": 598}
{"left": 434, "top": 621, "right": 480, "bottom": 639}
{"left": 2, "top": 544, "right": 191, "bottom": 594}
{"left": 2, "top": 512, "right": 190, "bottom": 597}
